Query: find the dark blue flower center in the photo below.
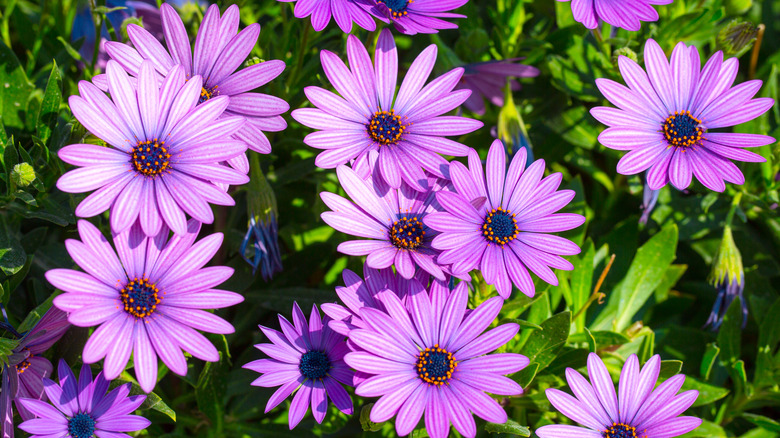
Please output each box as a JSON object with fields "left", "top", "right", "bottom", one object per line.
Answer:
{"left": 299, "top": 350, "right": 330, "bottom": 380}
{"left": 389, "top": 216, "right": 425, "bottom": 250}
{"left": 662, "top": 110, "right": 703, "bottom": 148}
{"left": 68, "top": 413, "right": 96, "bottom": 438}
{"left": 482, "top": 207, "right": 519, "bottom": 246}
{"left": 367, "top": 110, "right": 406, "bottom": 145}
{"left": 15, "top": 348, "right": 32, "bottom": 374}
{"left": 416, "top": 344, "right": 457, "bottom": 386}
{"left": 120, "top": 277, "right": 161, "bottom": 319}
{"left": 603, "top": 423, "right": 638, "bottom": 438}
{"left": 198, "top": 85, "right": 219, "bottom": 104}
{"left": 380, "top": 0, "right": 410, "bottom": 17}
{"left": 131, "top": 139, "right": 171, "bottom": 178}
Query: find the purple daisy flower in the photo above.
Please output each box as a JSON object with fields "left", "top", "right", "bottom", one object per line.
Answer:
{"left": 555, "top": 0, "right": 673, "bottom": 31}
{"left": 321, "top": 165, "right": 452, "bottom": 281}
{"left": 277, "top": 0, "right": 378, "bottom": 33}
{"left": 536, "top": 353, "right": 701, "bottom": 438}
{"left": 292, "top": 29, "right": 482, "bottom": 192}
{"left": 370, "top": 0, "right": 468, "bottom": 35}
{"left": 17, "top": 360, "right": 150, "bottom": 438}
{"left": 455, "top": 59, "right": 540, "bottom": 115}
{"left": 47, "top": 219, "right": 243, "bottom": 393}
{"left": 243, "top": 303, "right": 354, "bottom": 430}
{"left": 103, "top": 3, "right": 288, "bottom": 172}
{"left": 321, "top": 263, "right": 446, "bottom": 336}
{"left": 593, "top": 39, "right": 776, "bottom": 192}
{"left": 60, "top": 60, "right": 249, "bottom": 236}
{"left": 1, "top": 308, "right": 70, "bottom": 438}
{"left": 425, "top": 139, "right": 585, "bottom": 298}
{"left": 344, "top": 282, "right": 528, "bottom": 438}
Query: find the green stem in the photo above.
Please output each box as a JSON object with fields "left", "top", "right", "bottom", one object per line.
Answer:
{"left": 90, "top": 0, "right": 102, "bottom": 72}
{"left": 287, "top": 24, "right": 310, "bottom": 90}
{"left": 592, "top": 26, "right": 612, "bottom": 60}
{"left": 725, "top": 192, "right": 743, "bottom": 227}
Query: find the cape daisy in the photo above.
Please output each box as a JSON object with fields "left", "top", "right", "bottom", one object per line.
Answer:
{"left": 16, "top": 360, "right": 150, "bottom": 438}
{"left": 537, "top": 353, "right": 701, "bottom": 438}
{"left": 370, "top": 0, "right": 468, "bottom": 35}
{"left": 47, "top": 220, "right": 243, "bottom": 393}
{"left": 345, "top": 282, "right": 528, "bottom": 438}
{"left": 321, "top": 165, "right": 451, "bottom": 281}
{"left": 243, "top": 303, "right": 354, "bottom": 429}
{"left": 277, "top": 0, "right": 378, "bottom": 33}
{"left": 292, "top": 29, "right": 482, "bottom": 192}
{"left": 556, "top": 0, "right": 673, "bottom": 31}
{"left": 425, "top": 139, "right": 585, "bottom": 298}
{"left": 103, "top": 3, "right": 288, "bottom": 172}
{"left": 61, "top": 60, "right": 248, "bottom": 236}
{"left": 593, "top": 39, "right": 775, "bottom": 192}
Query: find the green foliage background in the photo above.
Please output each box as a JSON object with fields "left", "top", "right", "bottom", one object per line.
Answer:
{"left": 0, "top": 0, "right": 778, "bottom": 436}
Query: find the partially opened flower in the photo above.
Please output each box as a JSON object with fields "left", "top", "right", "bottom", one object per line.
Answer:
{"left": 104, "top": 3, "right": 288, "bottom": 172}
{"left": 321, "top": 165, "right": 452, "bottom": 281}
{"left": 48, "top": 220, "right": 243, "bottom": 393}
{"left": 556, "top": 0, "right": 673, "bottom": 31}
{"left": 292, "top": 29, "right": 482, "bottom": 192}
{"left": 370, "top": 0, "right": 468, "bottom": 35}
{"left": 277, "top": 0, "right": 378, "bottom": 33}
{"left": 1, "top": 307, "right": 70, "bottom": 436}
{"left": 17, "top": 360, "right": 149, "bottom": 438}
{"left": 593, "top": 39, "right": 775, "bottom": 192}
{"left": 537, "top": 353, "right": 701, "bottom": 438}
{"left": 60, "top": 60, "right": 249, "bottom": 236}
{"left": 243, "top": 303, "right": 354, "bottom": 429}
{"left": 345, "top": 282, "right": 528, "bottom": 438}
{"left": 321, "top": 263, "right": 437, "bottom": 336}
{"left": 456, "top": 59, "right": 540, "bottom": 115}
{"left": 425, "top": 139, "right": 585, "bottom": 298}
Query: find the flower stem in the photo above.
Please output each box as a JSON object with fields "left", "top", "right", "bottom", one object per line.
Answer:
{"left": 573, "top": 254, "right": 616, "bottom": 322}
{"left": 592, "top": 26, "right": 611, "bottom": 61}
{"left": 725, "top": 192, "right": 743, "bottom": 228}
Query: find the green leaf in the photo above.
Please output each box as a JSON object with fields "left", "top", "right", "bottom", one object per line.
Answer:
{"left": 755, "top": 298, "right": 780, "bottom": 388}
{"left": 36, "top": 60, "right": 62, "bottom": 146}
{"left": 700, "top": 343, "right": 720, "bottom": 380}
{"left": 512, "top": 312, "right": 570, "bottom": 387}
{"left": 658, "top": 360, "right": 683, "bottom": 380}
{"left": 0, "top": 337, "right": 20, "bottom": 366}
{"left": 56, "top": 36, "right": 85, "bottom": 62}
{"left": 638, "top": 329, "right": 655, "bottom": 364}
{"left": 568, "top": 330, "right": 630, "bottom": 347}
{"left": 654, "top": 264, "right": 687, "bottom": 302}
{"left": 593, "top": 224, "right": 678, "bottom": 331}
{"left": 717, "top": 296, "right": 743, "bottom": 365}
{"left": 682, "top": 376, "right": 730, "bottom": 407}
{"left": 485, "top": 419, "right": 531, "bottom": 436}
{"left": 0, "top": 40, "right": 34, "bottom": 132}
{"left": 113, "top": 373, "right": 176, "bottom": 421}
{"left": 196, "top": 348, "right": 230, "bottom": 432}
{"left": 679, "top": 420, "right": 727, "bottom": 437}
{"left": 0, "top": 215, "right": 26, "bottom": 276}
{"left": 584, "top": 327, "right": 596, "bottom": 352}
{"left": 743, "top": 414, "right": 780, "bottom": 433}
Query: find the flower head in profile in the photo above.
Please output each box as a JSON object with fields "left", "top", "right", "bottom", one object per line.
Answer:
{"left": 456, "top": 58, "right": 540, "bottom": 115}
{"left": 321, "top": 264, "right": 439, "bottom": 336}
{"left": 61, "top": 60, "right": 249, "bottom": 236}
{"left": 322, "top": 165, "right": 452, "bottom": 281}
{"left": 48, "top": 220, "right": 243, "bottom": 393}
{"left": 593, "top": 39, "right": 775, "bottom": 192}
{"left": 425, "top": 139, "right": 585, "bottom": 298}
{"left": 537, "top": 353, "right": 701, "bottom": 438}
{"left": 243, "top": 303, "right": 354, "bottom": 429}
{"left": 17, "top": 360, "right": 149, "bottom": 438}
{"left": 277, "top": 0, "right": 378, "bottom": 33}
{"left": 556, "top": 0, "right": 673, "bottom": 31}
{"left": 345, "top": 282, "right": 528, "bottom": 438}
{"left": 103, "top": 3, "right": 288, "bottom": 172}
{"left": 292, "top": 29, "right": 482, "bottom": 192}
{"left": 1, "top": 307, "right": 70, "bottom": 436}
{"left": 241, "top": 155, "right": 283, "bottom": 280}
{"left": 370, "top": 0, "right": 468, "bottom": 35}
{"left": 705, "top": 225, "right": 746, "bottom": 330}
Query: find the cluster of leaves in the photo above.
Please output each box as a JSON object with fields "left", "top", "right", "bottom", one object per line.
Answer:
{"left": 0, "top": 0, "right": 777, "bottom": 437}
